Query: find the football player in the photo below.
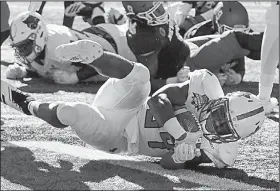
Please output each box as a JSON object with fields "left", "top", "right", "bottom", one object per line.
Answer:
{"left": 6, "top": 11, "right": 135, "bottom": 84}
{"left": 1, "top": 39, "right": 265, "bottom": 169}
{"left": 122, "top": 1, "right": 263, "bottom": 91}
{"left": 184, "top": 2, "right": 253, "bottom": 86}
{"left": 257, "top": 2, "right": 279, "bottom": 113}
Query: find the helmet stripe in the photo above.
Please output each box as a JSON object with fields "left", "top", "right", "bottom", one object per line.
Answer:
{"left": 236, "top": 107, "right": 264, "bottom": 121}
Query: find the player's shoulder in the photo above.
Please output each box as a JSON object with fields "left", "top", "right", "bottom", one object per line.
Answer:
{"left": 189, "top": 69, "right": 214, "bottom": 80}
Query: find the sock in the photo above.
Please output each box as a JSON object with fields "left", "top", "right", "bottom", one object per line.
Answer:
{"left": 258, "top": 73, "right": 275, "bottom": 100}
{"left": 28, "top": 101, "right": 41, "bottom": 116}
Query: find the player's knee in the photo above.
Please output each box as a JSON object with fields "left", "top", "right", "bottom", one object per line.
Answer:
{"left": 57, "top": 102, "right": 95, "bottom": 128}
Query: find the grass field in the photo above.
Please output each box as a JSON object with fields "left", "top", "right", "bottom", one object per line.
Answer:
{"left": 1, "top": 2, "right": 279, "bottom": 190}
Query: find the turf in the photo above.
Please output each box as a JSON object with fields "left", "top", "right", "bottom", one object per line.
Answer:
{"left": 1, "top": 1, "right": 279, "bottom": 190}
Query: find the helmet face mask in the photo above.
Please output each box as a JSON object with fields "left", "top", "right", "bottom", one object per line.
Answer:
{"left": 217, "top": 23, "right": 250, "bottom": 34}
{"left": 199, "top": 98, "right": 240, "bottom": 144}
{"left": 199, "top": 92, "right": 265, "bottom": 144}
{"left": 124, "top": 2, "right": 169, "bottom": 26}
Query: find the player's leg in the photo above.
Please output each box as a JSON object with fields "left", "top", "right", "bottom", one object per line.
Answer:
{"left": 258, "top": 2, "right": 279, "bottom": 113}
{"left": 1, "top": 80, "right": 127, "bottom": 152}
{"left": 56, "top": 39, "right": 151, "bottom": 110}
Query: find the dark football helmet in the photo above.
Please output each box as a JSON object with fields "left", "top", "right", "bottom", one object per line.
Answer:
{"left": 213, "top": 1, "right": 250, "bottom": 34}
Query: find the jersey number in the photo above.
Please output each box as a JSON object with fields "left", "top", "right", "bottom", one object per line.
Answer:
{"left": 145, "top": 109, "right": 175, "bottom": 150}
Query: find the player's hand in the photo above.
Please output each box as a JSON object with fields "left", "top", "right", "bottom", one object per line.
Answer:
{"left": 64, "top": 2, "right": 86, "bottom": 17}
{"left": 166, "top": 66, "right": 190, "bottom": 84}
{"left": 107, "top": 8, "right": 127, "bottom": 25}
{"left": 172, "top": 142, "right": 196, "bottom": 163}
{"left": 225, "top": 69, "right": 242, "bottom": 85}
{"left": 216, "top": 73, "right": 227, "bottom": 86}
{"left": 6, "top": 63, "right": 27, "bottom": 79}
{"left": 48, "top": 69, "right": 79, "bottom": 84}
{"left": 177, "top": 66, "right": 190, "bottom": 83}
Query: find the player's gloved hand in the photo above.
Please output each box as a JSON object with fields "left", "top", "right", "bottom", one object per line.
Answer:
{"left": 6, "top": 63, "right": 27, "bottom": 79}
{"left": 64, "top": 2, "right": 86, "bottom": 17}
{"left": 216, "top": 73, "right": 227, "bottom": 86}
{"left": 107, "top": 8, "right": 127, "bottom": 25}
{"left": 177, "top": 66, "right": 190, "bottom": 83}
{"left": 166, "top": 66, "right": 190, "bottom": 84}
{"left": 225, "top": 69, "right": 242, "bottom": 85}
{"left": 200, "top": 2, "right": 223, "bottom": 20}
{"left": 172, "top": 142, "right": 196, "bottom": 163}
{"left": 48, "top": 69, "right": 79, "bottom": 84}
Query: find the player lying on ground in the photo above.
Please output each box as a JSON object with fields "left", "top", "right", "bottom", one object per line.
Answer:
{"left": 184, "top": 1, "right": 254, "bottom": 86}
{"left": 258, "top": 2, "right": 279, "bottom": 113}
{"left": 122, "top": 1, "right": 277, "bottom": 113}
{"left": 1, "top": 39, "right": 265, "bottom": 170}
{"left": 6, "top": 11, "right": 134, "bottom": 84}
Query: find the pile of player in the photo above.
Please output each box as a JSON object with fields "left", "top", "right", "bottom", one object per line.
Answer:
{"left": 1, "top": 1, "right": 278, "bottom": 170}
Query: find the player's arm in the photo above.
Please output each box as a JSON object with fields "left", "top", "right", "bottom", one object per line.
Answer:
{"left": 160, "top": 149, "right": 212, "bottom": 170}
{"left": 178, "top": 2, "right": 222, "bottom": 37}
{"left": 152, "top": 81, "right": 189, "bottom": 106}
{"left": 148, "top": 81, "right": 202, "bottom": 144}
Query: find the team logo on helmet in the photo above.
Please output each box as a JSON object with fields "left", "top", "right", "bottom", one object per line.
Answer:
{"left": 191, "top": 93, "right": 210, "bottom": 111}
{"left": 22, "top": 15, "right": 40, "bottom": 30}
{"left": 126, "top": 5, "right": 134, "bottom": 14}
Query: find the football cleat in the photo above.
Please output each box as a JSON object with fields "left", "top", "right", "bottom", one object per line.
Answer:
{"left": 1, "top": 80, "right": 35, "bottom": 115}
{"left": 55, "top": 39, "right": 104, "bottom": 64}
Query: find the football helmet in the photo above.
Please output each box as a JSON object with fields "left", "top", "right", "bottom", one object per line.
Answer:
{"left": 199, "top": 91, "right": 265, "bottom": 143}
{"left": 213, "top": 1, "right": 250, "bottom": 34}
{"left": 10, "top": 11, "right": 48, "bottom": 66}
{"left": 122, "top": 1, "right": 169, "bottom": 26}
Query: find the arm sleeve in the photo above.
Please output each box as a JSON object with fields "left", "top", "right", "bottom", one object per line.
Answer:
{"left": 231, "top": 58, "right": 245, "bottom": 80}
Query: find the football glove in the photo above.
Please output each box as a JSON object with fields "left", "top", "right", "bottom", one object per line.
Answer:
{"left": 6, "top": 63, "right": 28, "bottom": 79}
{"left": 225, "top": 69, "right": 242, "bottom": 85}
{"left": 166, "top": 66, "right": 190, "bottom": 84}
{"left": 216, "top": 73, "right": 227, "bottom": 86}
{"left": 48, "top": 69, "right": 79, "bottom": 84}
{"left": 172, "top": 142, "right": 197, "bottom": 163}
{"left": 107, "top": 8, "right": 127, "bottom": 25}
{"left": 64, "top": 2, "right": 86, "bottom": 17}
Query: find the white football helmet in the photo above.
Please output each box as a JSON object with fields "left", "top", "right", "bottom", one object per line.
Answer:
{"left": 10, "top": 11, "right": 48, "bottom": 66}
{"left": 199, "top": 91, "right": 265, "bottom": 143}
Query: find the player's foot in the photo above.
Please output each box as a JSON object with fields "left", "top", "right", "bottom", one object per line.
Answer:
{"left": 260, "top": 97, "right": 279, "bottom": 114}
{"left": 55, "top": 39, "right": 104, "bottom": 64}
{"left": 1, "top": 80, "right": 35, "bottom": 115}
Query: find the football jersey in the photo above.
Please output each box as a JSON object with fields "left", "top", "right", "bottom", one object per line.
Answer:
{"left": 136, "top": 69, "right": 238, "bottom": 167}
